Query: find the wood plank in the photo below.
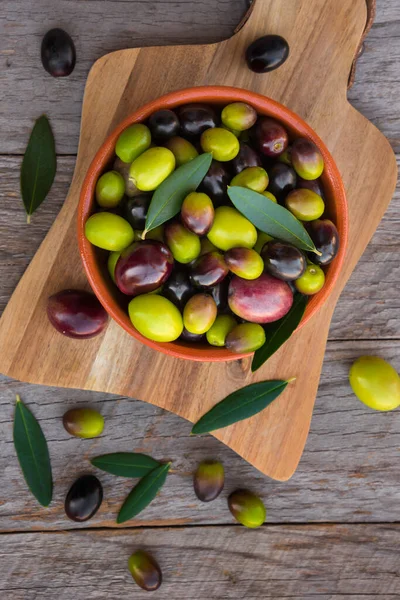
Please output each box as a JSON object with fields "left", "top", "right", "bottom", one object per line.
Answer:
{"left": 1, "top": 525, "right": 399, "bottom": 599}
{"left": 1, "top": 155, "right": 399, "bottom": 340}
{"left": 1, "top": 340, "right": 399, "bottom": 531}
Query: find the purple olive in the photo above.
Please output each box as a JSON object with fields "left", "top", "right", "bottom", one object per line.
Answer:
{"left": 177, "top": 103, "right": 218, "bottom": 138}
{"left": 297, "top": 176, "right": 325, "bottom": 199}
{"left": 47, "top": 290, "right": 108, "bottom": 339}
{"left": 180, "top": 327, "right": 206, "bottom": 343}
{"left": 163, "top": 266, "right": 195, "bottom": 309}
{"left": 262, "top": 241, "right": 307, "bottom": 281}
{"left": 128, "top": 550, "right": 162, "bottom": 592}
{"left": 198, "top": 160, "right": 229, "bottom": 206}
{"left": 190, "top": 251, "right": 229, "bottom": 288}
{"left": 231, "top": 143, "right": 262, "bottom": 175}
{"left": 115, "top": 240, "right": 173, "bottom": 296}
{"left": 65, "top": 475, "right": 103, "bottom": 522}
{"left": 246, "top": 35, "right": 289, "bottom": 74}
{"left": 41, "top": 28, "right": 76, "bottom": 77}
{"left": 210, "top": 277, "right": 230, "bottom": 311}
{"left": 307, "top": 219, "right": 340, "bottom": 265}
{"left": 228, "top": 274, "right": 293, "bottom": 323}
{"left": 267, "top": 163, "right": 297, "bottom": 201}
{"left": 255, "top": 117, "right": 289, "bottom": 158}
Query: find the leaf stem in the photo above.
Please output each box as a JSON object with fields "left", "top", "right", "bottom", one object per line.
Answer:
{"left": 26, "top": 214, "right": 31, "bottom": 225}
{"left": 16, "top": 394, "right": 21, "bottom": 403}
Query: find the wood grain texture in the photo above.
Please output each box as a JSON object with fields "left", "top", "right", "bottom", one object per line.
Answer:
{"left": 0, "top": 0, "right": 397, "bottom": 482}
{"left": 1, "top": 525, "right": 399, "bottom": 599}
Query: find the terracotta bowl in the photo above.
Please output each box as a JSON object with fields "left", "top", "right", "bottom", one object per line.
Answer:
{"left": 78, "top": 86, "right": 348, "bottom": 362}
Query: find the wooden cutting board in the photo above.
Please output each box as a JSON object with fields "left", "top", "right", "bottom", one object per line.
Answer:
{"left": 0, "top": 0, "right": 397, "bottom": 481}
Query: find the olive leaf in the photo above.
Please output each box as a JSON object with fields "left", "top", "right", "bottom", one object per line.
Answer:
{"left": 228, "top": 186, "right": 319, "bottom": 254}
{"left": 117, "top": 462, "right": 171, "bottom": 523}
{"left": 191, "top": 379, "right": 294, "bottom": 435}
{"left": 91, "top": 452, "right": 160, "bottom": 478}
{"left": 13, "top": 395, "right": 53, "bottom": 506}
{"left": 144, "top": 152, "right": 212, "bottom": 235}
{"left": 20, "top": 115, "right": 57, "bottom": 223}
{"left": 252, "top": 294, "right": 308, "bottom": 372}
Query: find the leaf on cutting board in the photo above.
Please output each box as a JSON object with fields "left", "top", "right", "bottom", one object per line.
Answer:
{"left": 20, "top": 115, "right": 57, "bottom": 223}
{"left": 228, "top": 186, "right": 319, "bottom": 254}
{"left": 91, "top": 452, "right": 161, "bottom": 478}
{"left": 191, "top": 379, "right": 294, "bottom": 435}
{"left": 144, "top": 152, "right": 212, "bottom": 235}
{"left": 13, "top": 395, "right": 53, "bottom": 506}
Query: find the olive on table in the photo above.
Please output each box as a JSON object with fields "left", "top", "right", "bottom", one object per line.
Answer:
{"left": 65, "top": 475, "right": 103, "bottom": 522}
{"left": 165, "top": 221, "right": 201, "bottom": 264}
{"left": 115, "top": 240, "right": 173, "bottom": 296}
{"left": 225, "top": 247, "right": 264, "bottom": 280}
{"left": 85, "top": 212, "right": 135, "bottom": 251}
{"left": 163, "top": 267, "right": 194, "bottom": 309}
{"left": 255, "top": 117, "right": 289, "bottom": 157}
{"left": 63, "top": 408, "right": 104, "bottom": 439}
{"left": 307, "top": 219, "right": 339, "bottom": 265}
{"left": 129, "top": 294, "right": 183, "bottom": 342}
{"left": 115, "top": 124, "right": 152, "bottom": 164}
{"left": 210, "top": 277, "right": 230, "bottom": 311}
{"left": 207, "top": 206, "right": 257, "bottom": 251}
{"left": 180, "top": 327, "right": 206, "bottom": 343}
{"left": 225, "top": 323, "right": 266, "bottom": 353}
{"left": 349, "top": 356, "right": 400, "bottom": 411}
{"left": 291, "top": 138, "right": 324, "bottom": 180}
{"left": 297, "top": 176, "right": 325, "bottom": 199}
{"left": 183, "top": 294, "right": 217, "bottom": 335}
{"left": 206, "top": 314, "right": 237, "bottom": 347}
{"left": 198, "top": 160, "right": 230, "bottom": 206}
{"left": 193, "top": 460, "right": 225, "bottom": 502}
{"left": 245, "top": 35, "right": 289, "bottom": 74}
{"left": 262, "top": 241, "right": 306, "bottom": 281}
{"left": 231, "top": 143, "right": 262, "bottom": 175}
{"left": 285, "top": 188, "right": 325, "bottom": 221}
{"left": 228, "top": 489, "right": 266, "bottom": 528}
{"left": 267, "top": 163, "right": 297, "bottom": 201}
{"left": 190, "top": 251, "right": 229, "bottom": 288}
{"left": 129, "top": 147, "right": 175, "bottom": 192}
{"left": 221, "top": 102, "right": 257, "bottom": 132}
{"left": 128, "top": 550, "right": 162, "bottom": 591}
{"left": 295, "top": 263, "right": 325, "bottom": 295}
{"left": 177, "top": 103, "right": 218, "bottom": 138}
{"left": 47, "top": 290, "right": 108, "bottom": 339}
{"left": 164, "top": 136, "right": 198, "bottom": 166}
{"left": 228, "top": 273, "right": 293, "bottom": 323}
{"left": 200, "top": 127, "right": 240, "bottom": 162}
{"left": 181, "top": 192, "right": 214, "bottom": 236}
{"left": 41, "top": 28, "right": 76, "bottom": 77}
{"left": 107, "top": 250, "right": 121, "bottom": 283}
{"left": 95, "top": 171, "right": 125, "bottom": 208}
{"left": 121, "top": 194, "right": 151, "bottom": 230}
{"left": 231, "top": 166, "right": 269, "bottom": 193}
{"left": 253, "top": 230, "right": 274, "bottom": 254}
{"left": 148, "top": 109, "right": 180, "bottom": 141}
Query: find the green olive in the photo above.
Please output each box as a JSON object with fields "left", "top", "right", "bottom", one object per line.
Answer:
{"left": 224, "top": 247, "right": 264, "bottom": 280}
{"left": 183, "top": 294, "right": 217, "bottom": 335}
{"left": 85, "top": 212, "right": 135, "bottom": 251}
{"left": 128, "top": 294, "right": 183, "bottom": 342}
{"left": 221, "top": 102, "right": 257, "bottom": 131}
{"left": 207, "top": 206, "right": 257, "bottom": 251}
{"left": 200, "top": 237, "right": 218, "bottom": 256}
{"left": 193, "top": 460, "right": 225, "bottom": 502}
{"left": 115, "top": 124, "right": 152, "bottom": 163}
{"left": 129, "top": 147, "right": 175, "bottom": 191}
{"left": 253, "top": 230, "right": 274, "bottom": 254}
{"left": 295, "top": 263, "right": 325, "bottom": 295}
{"left": 228, "top": 489, "right": 266, "bottom": 528}
{"left": 145, "top": 225, "right": 165, "bottom": 243}
{"left": 164, "top": 136, "right": 198, "bottom": 166}
{"left": 63, "top": 408, "right": 104, "bottom": 439}
{"left": 261, "top": 190, "right": 277, "bottom": 203}
{"left": 349, "top": 356, "right": 400, "bottom": 411}
{"left": 95, "top": 171, "right": 125, "bottom": 208}
{"left": 225, "top": 323, "right": 266, "bottom": 353}
{"left": 128, "top": 550, "right": 162, "bottom": 591}
{"left": 200, "top": 127, "right": 240, "bottom": 162}
{"left": 165, "top": 221, "right": 201, "bottom": 264}
{"left": 231, "top": 166, "right": 269, "bottom": 193}
{"left": 221, "top": 124, "right": 241, "bottom": 138}
{"left": 285, "top": 188, "right": 325, "bottom": 221}
{"left": 206, "top": 314, "right": 237, "bottom": 347}
{"left": 107, "top": 250, "right": 121, "bottom": 282}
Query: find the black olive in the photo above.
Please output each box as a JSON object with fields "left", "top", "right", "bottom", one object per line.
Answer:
{"left": 65, "top": 475, "right": 103, "bottom": 522}
{"left": 148, "top": 109, "right": 180, "bottom": 141}
{"left": 41, "top": 28, "right": 76, "bottom": 77}
{"left": 246, "top": 35, "right": 289, "bottom": 74}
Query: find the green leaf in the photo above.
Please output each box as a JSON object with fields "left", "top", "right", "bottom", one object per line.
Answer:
{"left": 13, "top": 395, "right": 53, "bottom": 507}
{"left": 91, "top": 453, "right": 160, "bottom": 478}
{"left": 191, "top": 379, "right": 294, "bottom": 435}
{"left": 117, "top": 462, "right": 171, "bottom": 523}
{"left": 144, "top": 152, "right": 212, "bottom": 234}
{"left": 252, "top": 294, "right": 308, "bottom": 372}
{"left": 228, "top": 186, "right": 319, "bottom": 254}
{"left": 20, "top": 115, "right": 57, "bottom": 223}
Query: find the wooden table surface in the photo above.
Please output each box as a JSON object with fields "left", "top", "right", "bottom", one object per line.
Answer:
{"left": 1, "top": 1, "right": 399, "bottom": 598}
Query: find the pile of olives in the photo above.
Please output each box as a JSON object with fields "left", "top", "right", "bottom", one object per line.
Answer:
{"left": 84, "top": 100, "right": 340, "bottom": 353}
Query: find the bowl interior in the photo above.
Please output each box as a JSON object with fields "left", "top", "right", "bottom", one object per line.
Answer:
{"left": 78, "top": 86, "right": 348, "bottom": 362}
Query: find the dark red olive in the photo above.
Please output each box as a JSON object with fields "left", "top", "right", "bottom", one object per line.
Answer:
{"left": 297, "top": 177, "right": 325, "bottom": 199}
{"left": 255, "top": 117, "right": 289, "bottom": 157}
{"left": 190, "top": 251, "right": 229, "bottom": 288}
{"left": 198, "top": 160, "right": 229, "bottom": 206}
{"left": 307, "top": 219, "right": 340, "bottom": 265}
{"left": 231, "top": 143, "right": 262, "bottom": 175}
{"left": 115, "top": 240, "right": 174, "bottom": 296}
{"left": 47, "top": 290, "right": 108, "bottom": 339}
{"left": 41, "top": 28, "right": 76, "bottom": 77}
{"left": 177, "top": 103, "right": 218, "bottom": 138}
{"left": 148, "top": 109, "right": 180, "bottom": 140}
{"left": 261, "top": 241, "right": 307, "bottom": 281}
{"left": 122, "top": 194, "right": 151, "bottom": 229}
{"left": 65, "top": 475, "right": 103, "bottom": 522}
{"left": 246, "top": 35, "right": 289, "bottom": 73}
{"left": 267, "top": 163, "right": 297, "bottom": 201}
{"left": 163, "top": 267, "right": 195, "bottom": 309}
{"left": 228, "top": 274, "right": 293, "bottom": 323}
{"left": 210, "top": 277, "right": 230, "bottom": 311}
{"left": 180, "top": 327, "right": 206, "bottom": 343}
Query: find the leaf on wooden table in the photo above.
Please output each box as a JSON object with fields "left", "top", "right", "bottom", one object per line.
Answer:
{"left": 117, "top": 462, "right": 171, "bottom": 524}
{"left": 91, "top": 452, "right": 160, "bottom": 478}
{"left": 252, "top": 294, "right": 308, "bottom": 372}
{"left": 191, "top": 379, "right": 294, "bottom": 435}
{"left": 13, "top": 395, "right": 53, "bottom": 507}
{"left": 20, "top": 115, "right": 57, "bottom": 223}
{"left": 144, "top": 152, "right": 212, "bottom": 234}
{"left": 228, "top": 186, "right": 319, "bottom": 254}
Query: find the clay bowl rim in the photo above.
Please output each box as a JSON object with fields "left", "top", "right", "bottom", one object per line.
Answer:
{"left": 77, "top": 85, "right": 348, "bottom": 362}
